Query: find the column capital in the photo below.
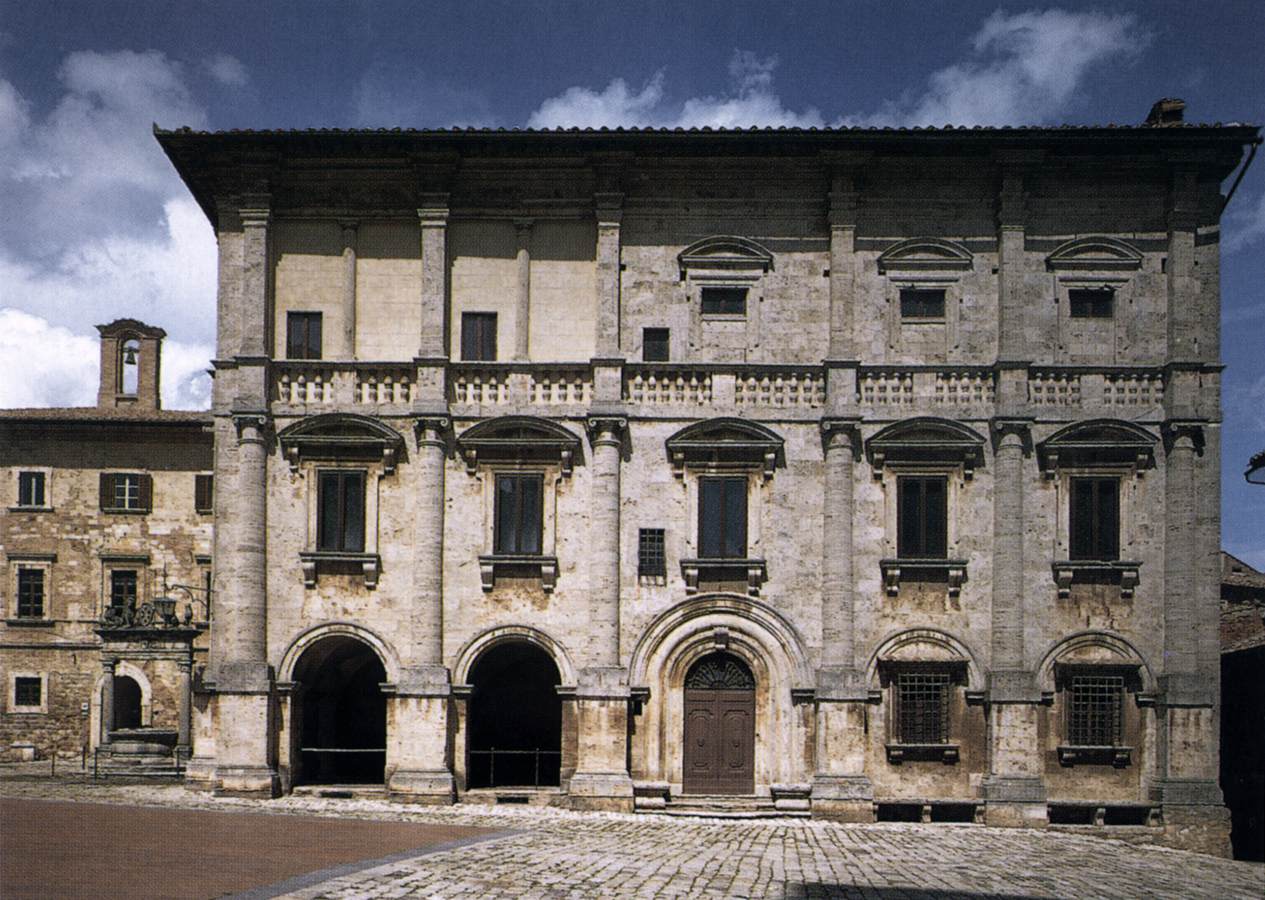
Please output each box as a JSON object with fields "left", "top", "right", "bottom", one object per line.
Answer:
{"left": 514, "top": 216, "right": 535, "bottom": 234}
{"left": 990, "top": 417, "right": 1033, "bottom": 454}
{"left": 413, "top": 414, "right": 451, "bottom": 447}
{"left": 102, "top": 656, "right": 118, "bottom": 673}
{"left": 585, "top": 414, "right": 628, "bottom": 448}
{"left": 820, "top": 417, "right": 862, "bottom": 456}
{"left": 417, "top": 199, "right": 450, "bottom": 225}
{"left": 238, "top": 204, "right": 271, "bottom": 227}
{"left": 231, "top": 406, "right": 269, "bottom": 445}
{"left": 1163, "top": 418, "right": 1206, "bottom": 453}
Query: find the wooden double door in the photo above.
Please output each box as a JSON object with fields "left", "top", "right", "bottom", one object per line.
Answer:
{"left": 682, "top": 653, "right": 756, "bottom": 795}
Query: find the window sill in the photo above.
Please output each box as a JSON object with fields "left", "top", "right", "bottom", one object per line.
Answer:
{"left": 101, "top": 508, "right": 149, "bottom": 516}
{"left": 4, "top": 619, "right": 54, "bottom": 628}
{"left": 1051, "top": 560, "right": 1140, "bottom": 599}
{"left": 8, "top": 506, "right": 53, "bottom": 513}
{"left": 700, "top": 313, "right": 747, "bottom": 322}
{"left": 478, "top": 554, "right": 558, "bottom": 593}
{"left": 299, "top": 551, "right": 381, "bottom": 589}
{"left": 1057, "top": 745, "right": 1132, "bottom": 768}
{"left": 886, "top": 743, "right": 960, "bottom": 764}
{"left": 680, "top": 558, "right": 767, "bottom": 597}
{"left": 880, "top": 558, "right": 968, "bottom": 598}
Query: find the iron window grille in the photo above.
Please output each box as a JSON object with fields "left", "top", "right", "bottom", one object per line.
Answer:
{"left": 286, "top": 311, "right": 323, "bottom": 360}
{"left": 494, "top": 474, "right": 543, "bottom": 555}
{"left": 700, "top": 286, "right": 747, "bottom": 316}
{"left": 899, "top": 288, "right": 946, "bottom": 319}
{"left": 317, "top": 470, "right": 366, "bottom": 553}
{"left": 638, "top": 528, "right": 667, "bottom": 577}
{"left": 17, "top": 471, "right": 45, "bottom": 507}
{"left": 894, "top": 670, "right": 951, "bottom": 745}
{"left": 461, "top": 312, "right": 498, "bottom": 361}
{"left": 897, "top": 476, "right": 948, "bottom": 558}
{"left": 14, "top": 677, "right": 41, "bottom": 707}
{"left": 16, "top": 568, "right": 44, "bottom": 618}
{"left": 642, "top": 327, "right": 670, "bottom": 362}
{"left": 195, "top": 474, "right": 214, "bottom": 514}
{"left": 110, "top": 570, "right": 138, "bottom": 612}
{"left": 1069, "top": 287, "right": 1115, "bottom": 319}
{"left": 1070, "top": 477, "right": 1120, "bottom": 561}
{"left": 1067, "top": 674, "right": 1124, "bottom": 746}
{"left": 698, "top": 477, "right": 748, "bottom": 559}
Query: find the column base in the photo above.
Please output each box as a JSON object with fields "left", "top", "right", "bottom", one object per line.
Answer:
{"left": 1159, "top": 804, "right": 1232, "bottom": 858}
{"left": 183, "top": 757, "right": 217, "bottom": 790}
{"left": 811, "top": 775, "right": 875, "bottom": 822}
{"left": 214, "top": 765, "right": 280, "bottom": 798}
{"left": 387, "top": 769, "right": 456, "bottom": 804}
{"left": 982, "top": 776, "right": 1047, "bottom": 827}
{"left": 567, "top": 772, "right": 634, "bottom": 812}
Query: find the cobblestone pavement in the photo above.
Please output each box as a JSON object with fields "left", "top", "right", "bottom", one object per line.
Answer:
{"left": 2, "top": 778, "right": 1261, "bottom": 899}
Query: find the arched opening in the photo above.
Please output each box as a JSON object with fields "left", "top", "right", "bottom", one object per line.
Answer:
{"left": 119, "top": 338, "right": 140, "bottom": 395}
{"left": 293, "top": 636, "right": 387, "bottom": 785}
{"left": 467, "top": 641, "right": 561, "bottom": 788}
{"left": 682, "top": 651, "right": 756, "bottom": 795}
{"left": 113, "top": 675, "right": 142, "bottom": 729}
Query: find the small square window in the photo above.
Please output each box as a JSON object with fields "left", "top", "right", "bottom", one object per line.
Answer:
{"left": 1067, "top": 674, "right": 1124, "bottom": 746}
{"left": 638, "top": 528, "right": 667, "bottom": 577}
{"left": 110, "top": 570, "right": 138, "bottom": 612}
{"left": 643, "top": 328, "right": 670, "bottom": 363}
{"left": 494, "top": 474, "right": 543, "bottom": 555}
{"left": 698, "top": 477, "right": 747, "bottom": 559}
{"left": 286, "top": 312, "right": 323, "bottom": 360}
{"left": 1069, "top": 288, "right": 1114, "bottom": 319}
{"left": 1070, "top": 477, "right": 1119, "bottom": 561}
{"left": 897, "top": 476, "right": 948, "bottom": 559}
{"left": 17, "top": 472, "right": 46, "bottom": 508}
{"left": 16, "top": 568, "right": 45, "bottom": 618}
{"left": 195, "top": 474, "right": 214, "bottom": 515}
{"left": 14, "top": 677, "right": 41, "bottom": 708}
{"left": 701, "top": 286, "right": 747, "bottom": 316}
{"left": 317, "top": 471, "right": 366, "bottom": 552}
{"left": 894, "top": 670, "right": 951, "bottom": 745}
{"left": 899, "top": 288, "right": 946, "bottom": 320}
{"left": 461, "top": 312, "right": 498, "bottom": 361}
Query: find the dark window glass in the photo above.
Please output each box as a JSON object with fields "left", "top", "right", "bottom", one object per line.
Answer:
{"left": 110, "top": 570, "right": 138, "bottom": 612}
{"left": 286, "top": 311, "right": 323, "bottom": 360}
{"left": 17, "top": 472, "right": 45, "bottom": 507}
{"left": 14, "top": 677, "right": 41, "bottom": 707}
{"left": 895, "top": 671, "right": 950, "bottom": 744}
{"left": 1069, "top": 288, "right": 1114, "bottom": 319}
{"left": 897, "top": 476, "right": 948, "bottom": 558}
{"left": 1070, "top": 478, "right": 1120, "bottom": 561}
{"left": 638, "top": 528, "right": 666, "bottom": 577}
{"left": 900, "top": 288, "right": 946, "bottom": 319}
{"left": 1067, "top": 674, "right": 1123, "bottom": 746}
{"left": 16, "top": 568, "right": 44, "bottom": 618}
{"left": 194, "top": 474, "right": 214, "bottom": 514}
{"left": 461, "top": 312, "right": 498, "bottom": 361}
{"left": 699, "top": 477, "right": 747, "bottom": 559}
{"left": 494, "top": 474, "right": 543, "bottom": 555}
{"left": 643, "top": 328, "right": 670, "bottom": 362}
{"left": 317, "top": 471, "right": 366, "bottom": 552}
{"left": 700, "top": 286, "right": 747, "bottom": 316}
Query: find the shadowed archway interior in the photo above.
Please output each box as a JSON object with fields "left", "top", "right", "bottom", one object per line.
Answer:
{"left": 468, "top": 641, "right": 562, "bottom": 788}
{"left": 113, "top": 675, "right": 142, "bottom": 729}
{"left": 293, "top": 635, "right": 387, "bottom": 785}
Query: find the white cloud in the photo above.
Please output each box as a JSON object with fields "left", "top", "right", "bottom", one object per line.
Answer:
{"left": 844, "top": 9, "right": 1146, "bottom": 127}
{"left": 526, "top": 51, "right": 823, "bottom": 129}
{"left": 204, "top": 53, "right": 249, "bottom": 87}
{"left": 1222, "top": 188, "right": 1265, "bottom": 255}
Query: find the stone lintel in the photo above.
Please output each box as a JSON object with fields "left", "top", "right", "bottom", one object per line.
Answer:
{"left": 981, "top": 775, "right": 1047, "bottom": 803}
{"left": 576, "top": 665, "right": 630, "bottom": 699}
{"left": 1157, "top": 672, "right": 1216, "bottom": 708}
{"left": 394, "top": 665, "right": 452, "bottom": 697}
{"left": 986, "top": 669, "right": 1043, "bottom": 704}
{"left": 815, "top": 665, "right": 869, "bottom": 702}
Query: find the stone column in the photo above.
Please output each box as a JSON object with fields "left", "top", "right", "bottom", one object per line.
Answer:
{"left": 417, "top": 198, "right": 449, "bottom": 360}
{"left": 594, "top": 194, "right": 623, "bottom": 358}
{"left": 813, "top": 419, "right": 872, "bottom": 821}
{"left": 177, "top": 657, "right": 193, "bottom": 750}
{"left": 388, "top": 415, "right": 455, "bottom": 802}
{"left": 824, "top": 164, "right": 861, "bottom": 413}
{"left": 994, "top": 158, "right": 1033, "bottom": 416}
{"left": 983, "top": 421, "right": 1045, "bottom": 827}
{"left": 101, "top": 657, "right": 116, "bottom": 744}
{"left": 514, "top": 219, "right": 532, "bottom": 360}
{"left": 238, "top": 206, "right": 271, "bottom": 359}
{"left": 340, "top": 220, "right": 358, "bottom": 358}
{"left": 568, "top": 415, "right": 633, "bottom": 812}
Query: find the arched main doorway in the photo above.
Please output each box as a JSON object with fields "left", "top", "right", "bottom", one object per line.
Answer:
{"left": 683, "top": 652, "right": 756, "bottom": 795}
{"left": 113, "top": 675, "right": 142, "bottom": 729}
{"left": 293, "top": 636, "right": 387, "bottom": 785}
{"left": 467, "top": 641, "right": 561, "bottom": 788}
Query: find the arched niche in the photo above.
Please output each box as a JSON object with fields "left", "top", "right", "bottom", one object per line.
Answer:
{"left": 877, "top": 237, "right": 973, "bottom": 274}
{"left": 277, "top": 413, "right": 406, "bottom": 473}
{"left": 677, "top": 235, "right": 774, "bottom": 275}
{"left": 455, "top": 416, "right": 582, "bottom": 477}
{"left": 865, "top": 417, "right": 987, "bottom": 479}
{"left": 1045, "top": 236, "right": 1143, "bottom": 272}
{"left": 665, "top": 417, "right": 785, "bottom": 480}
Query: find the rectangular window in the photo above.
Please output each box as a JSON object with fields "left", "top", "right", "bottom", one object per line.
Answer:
{"left": 1067, "top": 674, "right": 1124, "bottom": 746}
{"left": 286, "top": 311, "right": 323, "bottom": 360}
{"left": 899, "top": 288, "right": 946, "bottom": 320}
{"left": 110, "top": 570, "right": 138, "bottom": 612}
{"left": 642, "top": 328, "right": 670, "bottom": 362}
{"left": 897, "top": 476, "right": 948, "bottom": 558}
{"left": 895, "top": 671, "right": 951, "bottom": 745}
{"left": 14, "top": 677, "right": 41, "bottom": 708}
{"left": 461, "top": 312, "right": 498, "bottom": 361}
{"left": 1069, "top": 288, "right": 1114, "bottom": 319}
{"left": 1070, "top": 477, "right": 1120, "bottom": 561}
{"left": 100, "top": 473, "right": 150, "bottom": 513}
{"left": 317, "top": 471, "right": 366, "bottom": 552}
{"left": 494, "top": 474, "right": 543, "bottom": 555}
{"left": 700, "top": 286, "right": 747, "bottom": 316}
{"left": 16, "top": 568, "right": 45, "bottom": 618}
{"left": 17, "top": 471, "right": 46, "bottom": 507}
{"left": 638, "top": 528, "right": 667, "bottom": 577}
{"left": 194, "top": 474, "right": 214, "bottom": 514}
{"left": 698, "top": 477, "right": 747, "bottom": 559}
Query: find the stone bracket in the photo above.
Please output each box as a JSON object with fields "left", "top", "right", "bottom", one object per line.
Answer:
{"left": 680, "top": 558, "right": 767, "bottom": 596}
{"left": 1052, "top": 560, "right": 1141, "bottom": 599}
{"left": 886, "top": 743, "right": 960, "bottom": 765}
{"left": 299, "top": 551, "right": 381, "bottom": 589}
{"left": 880, "top": 558, "right": 967, "bottom": 598}
{"left": 478, "top": 554, "right": 559, "bottom": 593}
{"left": 1057, "top": 745, "right": 1132, "bottom": 768}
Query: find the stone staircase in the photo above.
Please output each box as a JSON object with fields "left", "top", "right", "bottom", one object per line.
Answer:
{"left": 634, "top": 782, "right": 812, "bottom": 818}
{"left": 95, "top": 729, "right": 184, "bottom": 779}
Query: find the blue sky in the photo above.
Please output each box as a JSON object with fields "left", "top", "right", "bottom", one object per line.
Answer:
{"left": 0, "top": 0, "right": 1261, "bottom": 564}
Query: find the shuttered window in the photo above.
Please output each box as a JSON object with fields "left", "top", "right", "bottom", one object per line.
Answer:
{"left": 99, "top": 473, "right": 151, "bottom": 513}
{"left": 897, "top": 476, "right": 947, "bottom": 558}
{"left": 194, "top": 474, "right": 214, "bottom": 514}
{"left": 1070, "top": 477, "right": 1120, "bottom": 561}
{"left": 286, "top": 312, "right": 323, "bottom": 360}
{"left": 699, "top": 477, "right": 747, "bottom": 559}
{"left": 317, "top": 471, "right": 366, "bottom": 552}
{"left": 494, "top": 474, "right": 543, "bottom": 555}
{"left": 461, "top": 312, "right": 498, "bottom": 361}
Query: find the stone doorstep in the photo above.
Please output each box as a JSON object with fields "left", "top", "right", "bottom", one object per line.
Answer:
{"left": 291, "top": 784, "right": 389, "bottom": 800}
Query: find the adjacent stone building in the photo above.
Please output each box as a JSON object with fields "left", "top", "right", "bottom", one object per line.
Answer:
{"left": 0, "top": 322, "right": 213, "bottom": 771}
{"left": 123, "top": 100, "right": 1260, "bottom": 853}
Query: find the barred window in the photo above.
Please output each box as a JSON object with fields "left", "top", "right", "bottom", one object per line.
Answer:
{"left": 1067, "top": 674, "right": 1123, "bottom": 746}
{"left": 110, "top": 570, "right": 138, "bottom": 612}
{"left": 894, "top": 671, "right": 951, "bottom": 745}
{"left": 16, "top": 568, "right": 44, "bottom": 618}
{"left": 638, "top": 528, "right": 666, "bottom": 577}
{"left": 14, "top": 677, "right": 41, "bottom": 708}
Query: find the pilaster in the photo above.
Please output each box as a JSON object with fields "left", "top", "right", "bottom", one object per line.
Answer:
{"left": 567, "top": 666, "right": 634, "bottom": 811}
{"left": 417, "top": 197, "right": 449, "bottom": 359}
{"left": 514, "top": 218, "right": 533, "bottom": 360}
{"left": 340, "top": 219, "right": 358, "bottom": 358}
{"left": 586, "top": 415, "right": 627, "bottom": 667}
